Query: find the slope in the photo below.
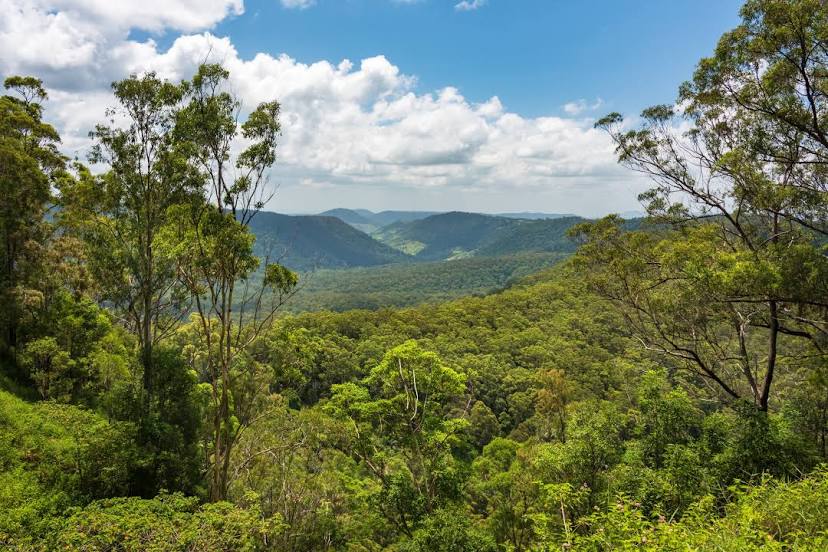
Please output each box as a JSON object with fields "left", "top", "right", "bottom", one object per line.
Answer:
{"left": 248, "top": 212, "right": 410, "bottom": 271}
{"left": 373, "top": 211, "right": 515, "bottom": 260}
{"left": 318, "top": 209, "right": 379, "bottom": 233}
{"left": 373, "top": 212, "right": 589, "bottom": 260}
{"left": 286, "top": 252, "right": 566, "bottom": 312}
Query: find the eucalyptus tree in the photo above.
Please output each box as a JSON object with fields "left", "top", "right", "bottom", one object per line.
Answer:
{"left": 75, "top": 73, "right": 200, "bottom": 411}
{"left": 0, "top": 77, "right": 64, "bottom": 362}
{"left": 573, "top": 0, "right": 828, "bottom": 411}
{"left": 326, "top": 340, "right": 469, "bottom": 538}
{"left": 162, "top": 64, "right": 297, "bottom": 501}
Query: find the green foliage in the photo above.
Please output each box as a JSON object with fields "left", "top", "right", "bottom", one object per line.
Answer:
{"left": 0, "top": 75, "right": 65, "bottom": 364}
{"left": 0, "top": 388, "right": 141, "bottom": 546}
{"left": 568, "top": 469, "right": 828, "bottom": 551}
{"left": 326, "top": 341, "right": 470, "bottom": 537}
{"left": 586, "top": 0, "right": 828, "bottom": 413}
{"left": 285, "top": 252, "right": 565, "bottom": 312}
{"left": 79, "top": 70, "right": 200, "bottom": 405}
{"left": 18, "top": 337, "right": 73, "bottom": 401}
{"left": 373, "top": 211, "right": 585, "bottom": 261}
{"left": 52, "top": 493, "right": 280, "bottom": 551}
{"left": 132, "top": 346, "right": 205, "bottom": 498}
{"left": 248, "top": 211, "right": 408, "bottom": 271}
{"left": 166, "top": 62, "right": 295, "bottom": 503}
{"left": 396, "top": 506, "right": 498, "bottom": 552}
{"left": 4, "top": 3, "right": 828, "bottom": 549}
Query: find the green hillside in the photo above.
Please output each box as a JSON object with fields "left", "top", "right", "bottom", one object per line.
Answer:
{"left": 495, "top": 211, "right": 576, "bottom": 219}
{"left": 248, "top": 212, "right": 410, "bottom": 270}
{"left": 373, "top": 212, "right": 589, "bottom": 260}
{"left": 319, "top": 209, "right": 440, "bottom": 232}
{"left": 366, "top": 210, "right": 440, "bottom": 226}
{"left": 0, "top": 385, "right": 138, "bottom": 541}
{"left": 0, "top": 385, "right": 277, "bottom": 549}
{"left": 318, "top": 209, "right": 379, "bottom": 233}
{"left": 6, "top": 265, "right": 828, "bottom": 548}
{"left": 475, "top": 216, "right": 585, "bottom": 256}
{"left": 373, "top": 211, "right": 516, "bottom": 259}
{"left": 372, "top": 213, "right": 649, "bottom": 262}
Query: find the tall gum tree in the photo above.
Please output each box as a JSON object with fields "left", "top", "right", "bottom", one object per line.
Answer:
{"left": 71, "top": 74, "right": 200, "bottom": 413}
{"left": 0, "top": 77, "right": 64, "bottom": 364}
{"left": 162, "top": 64, "right": 298, "bottom": 501}
{"left": 572, "top": 0, "right": 828, "bottom": 412}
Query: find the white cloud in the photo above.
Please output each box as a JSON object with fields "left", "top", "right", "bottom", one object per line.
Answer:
{"left": 0, "top": 0, "right": 243, "bottom": 91}
{"left": 562, "top": 98, "right": 604, "bottom": 116}
{"left": 455, "top": 0, "right": 486, "bottom": 11}
{"left": 0, "top": 0, "right": 642, "bottom": 215}
{"left": 5, "top": 0, "right": 243, "bottom": 34}
{"left": 280, "top": 0, "right": 315, "bottom": 9}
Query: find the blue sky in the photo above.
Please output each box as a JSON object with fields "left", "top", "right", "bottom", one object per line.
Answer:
{"left": 215, "top": 0, "right": 743, "bottom": 117}
{"left": 6, "top": 0, "right": 745, "bottom": 216}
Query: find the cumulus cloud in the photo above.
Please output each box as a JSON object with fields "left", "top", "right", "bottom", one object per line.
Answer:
{"left": 0, "top": 0, "right": 641, "bottom": 214}
{"left": 1, "top": 0, "right": 242, "bottom": 35}
{"left": 455, "top": 0, "right": 486, "bottom": 11}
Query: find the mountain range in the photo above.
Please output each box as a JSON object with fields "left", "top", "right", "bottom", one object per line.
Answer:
{"left": 317, "top": 208, "right": 577, "bottom": 233}
{"left": 247, "top": 208, "right": 602, "bottom": 271}
{"left": 317, "top": 209, "right": 441, "bottom": 233}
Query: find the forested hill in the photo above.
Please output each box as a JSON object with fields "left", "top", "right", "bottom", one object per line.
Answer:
{"left": 246, "top": 210, "right": 642, "bottom": 271}
{"left": 247, "top": 211, "right": 409, "bottom": 270}
{"left": 4, "top": 262, "right": 827, "bottom": 549}
{"left": 317, "top": 208, "right": 378, "bottom": 233}
{"left": 372, "top": 211, "right": 589, "bottom": 260}
{"left": 318, "top": 208, "right": 440, "bottom": 232}
{"left": 374, "top": 212, "right": 516, "bottom": 259}
{"left": 247, "top": 210, "right": 598, "bottom": 270}
{"left": 286, "top": 252, "right": 567, "bottom": 312}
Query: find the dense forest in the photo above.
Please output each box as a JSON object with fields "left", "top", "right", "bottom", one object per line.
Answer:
{"left": 2, "top": 0, "right": 828, "bottom": 550}
{"left": 284, "top": 253, "right": 567, "bottom": 312}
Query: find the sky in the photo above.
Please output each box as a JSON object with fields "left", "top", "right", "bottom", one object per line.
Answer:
{"left": 1, "top": 0, "right": 743, "bottom": 216}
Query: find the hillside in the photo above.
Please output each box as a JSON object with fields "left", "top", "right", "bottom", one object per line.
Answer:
{"left": 247, "top": 212, "right": 409, "bottom": 270}
{"left": 475, "top": 216, "right": 584, "bottom": 256}
{"left": 246, "top": 211, "right": 639, "bottom": 272}
{"left": 373, "top": 211, "right": 516, "bottom": 259}
{"left": 318, "top": 209, "right": 379, "bottom": 233}
{"left": 286, "top": 252, "right": 566, "bottom": 312}
{"left": 373, "top": 211, "right": 588, "bottom": 260}
{"left": 366, "top": 209, "right": 440, "bottom": 226}
{"left": 320, "top": 208, "right": 440, "bottom": 231}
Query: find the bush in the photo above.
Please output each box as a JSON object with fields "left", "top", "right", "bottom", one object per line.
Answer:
{"left": 50, "top": 493, "right": 280, "bottom": 551}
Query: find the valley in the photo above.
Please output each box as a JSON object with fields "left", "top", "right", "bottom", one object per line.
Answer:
{"left": 3, "top": 2, "right": 828, "bottom": 550}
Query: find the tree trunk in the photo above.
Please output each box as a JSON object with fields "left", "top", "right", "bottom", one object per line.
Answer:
{"left": 141, "top": 295, "right": 153, "bottom": 417}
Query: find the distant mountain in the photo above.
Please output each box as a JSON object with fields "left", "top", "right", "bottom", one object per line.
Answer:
{"left": 373, "top": 212, "right": 587, "bottom": 260}
{"left": 287, "top": 252, "right": 566, "bottom": 312}
{"left": 247, "top": 209, "right": 630, "bottom": 271}
{"left": 496, "top": 212, "right": 576, "bottom": 220}
{"left": 475, "top": 217, "right": 584, "bottom": 256}
{"left": 368, "top": 210, "right": 441, "bottom": 226}
{"left": 373, "top": 212, "right": 514, "bottom": 260}
{"left": 319, "top": 208, "right": 441, "bottom": 231}
{"left": 318, "top": 209, "right": 379, "bottom": 233}
{"left": 248, "top": 212, "right": 409, "bottom": 271}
